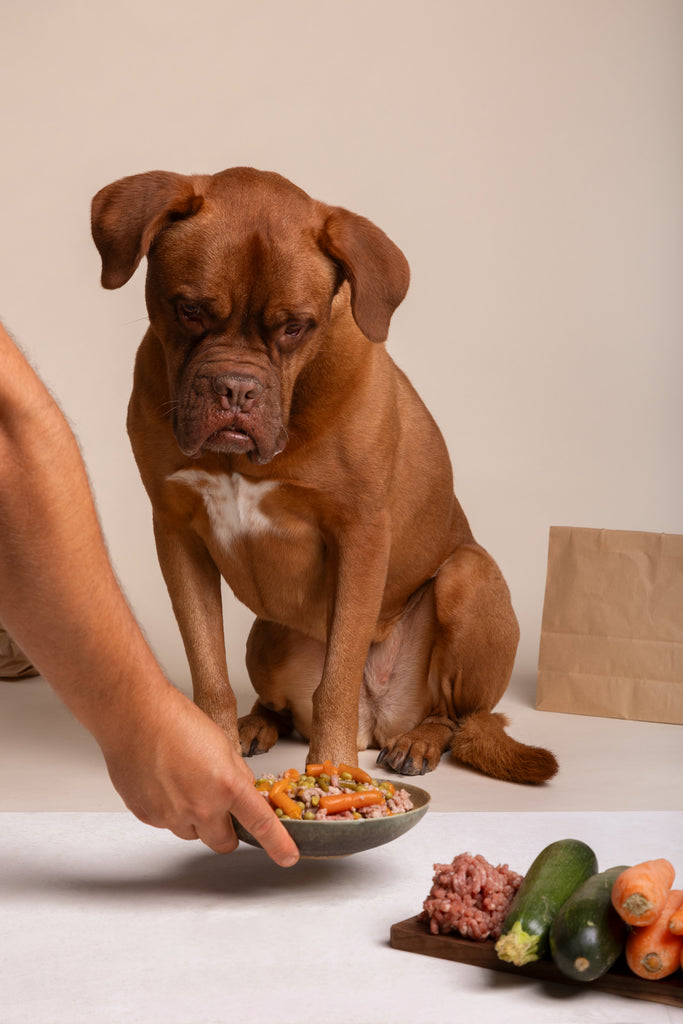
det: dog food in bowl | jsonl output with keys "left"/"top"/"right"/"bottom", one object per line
{"left": 234, "top": 762, "right": 430, "bottom": 857}
{"left": 253, "top": 761, "right": 414, "bottom": 820}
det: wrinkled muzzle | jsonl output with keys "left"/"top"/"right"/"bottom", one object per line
{"left": 174, "top": 366, "right": 288, "bottom": 464}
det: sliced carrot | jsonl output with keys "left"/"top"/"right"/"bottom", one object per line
{"left": 269, "top": 779, "right": 289, "bottom": 796}
{"left": 268, "top": 778, "right": 303, "bottom": 819}
{"left": 338, "top": 763, "right": 374, "bottom": 784}
{"left": 625, "top": 890, "right": 683, "bottom": 980}
{"left": 319, "top": 789, "right": 384, "bottom": 815}
{"left": 283, "top": 768, "right": 301, "bottom": 783}
{"left": 611, "top": 859, "right": 676, "bottom": 926}
{"left": 668, "top": 902, "right": 683, "bottom": 936}
{"left": 353, "top": 789, "right": 384, "bottom": 807}
{"left": 305, "top": 760, "right": 340, "bottom": 778}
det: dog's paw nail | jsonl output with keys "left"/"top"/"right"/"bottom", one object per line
{"left": 248, "top": 738, "right": 259, "bottom": 757}
{"left": 380, "top": 750, "right": 399, "bottom": 772}
{"left": 402, "top": 756, "right": 415, "bottom": 775}
{"left": 376, "top": 748, "right": 387, "bottom": 765}
{"left": 421, "top": 758, "right": 429, "bottom": 775}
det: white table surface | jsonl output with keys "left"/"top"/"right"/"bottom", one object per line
{"left": 1, "top": 811, "right": 681, "bottom": 1024}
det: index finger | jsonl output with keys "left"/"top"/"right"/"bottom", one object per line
{"left": 231, "top": 784, "right": 300, "bottom": 868}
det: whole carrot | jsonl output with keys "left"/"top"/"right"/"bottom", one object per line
{"left": 611, "top": 859, "right": 676, "bottom": 926}
{"left": 625, "top": 890, "right": 683, "bottom": 980}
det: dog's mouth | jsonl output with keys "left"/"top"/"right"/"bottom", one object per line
{"left": 180, "top": 422, "right": 257, "bottom": 460}
{"left": 178, "top": 419, "right": 287, "bottom": 465}
{"left": 204, "top": 424, "right": 255, "bottom": 453}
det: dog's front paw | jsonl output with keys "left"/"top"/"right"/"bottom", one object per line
{"left": 238, "top": 714, "right": 280, "bottom": 757}
{"left": 376, "top": 733, "right": 442, "bottom": 776}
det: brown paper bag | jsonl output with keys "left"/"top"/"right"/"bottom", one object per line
{"left": 536, "top": 526, "right": 683, "bottom": 725}
{"left": 0, "top": 621, "right": 38, "bottom": 679}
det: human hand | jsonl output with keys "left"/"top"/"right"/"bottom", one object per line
{"left": 101, "top": 685, "right": 300, "bottom": 868}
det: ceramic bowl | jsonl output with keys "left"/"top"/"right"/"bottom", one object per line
{"left": 232, "top": 780, "right": 431, "bottom": 858}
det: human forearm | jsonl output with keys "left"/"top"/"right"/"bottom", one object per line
{"left": 0, "top": 322, "right": 298, "bottom": 865}
{"left": 0, "top": 325, "right": 155, "bottom": 736}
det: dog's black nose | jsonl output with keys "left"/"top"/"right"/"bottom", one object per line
{"left": 213, "top": 373, "right": 263, "bottom": 412}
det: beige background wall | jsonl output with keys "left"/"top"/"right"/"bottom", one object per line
{"left": 1, "top": 0, "right": 681, "bottom": 711}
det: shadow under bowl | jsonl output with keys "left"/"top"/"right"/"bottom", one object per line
{"left": 232, "top": 781, "right": 431, "bottom": 859}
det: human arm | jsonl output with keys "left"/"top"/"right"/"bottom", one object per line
{"left": 0, "top": 320, "right": 298, "bottom": 866}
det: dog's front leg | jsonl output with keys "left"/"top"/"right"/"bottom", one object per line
{"left": 307, "top": 521, "right": 391, "bottom": 766}
{"left": 152, "top": 514, "right": 239, "bottom": 748}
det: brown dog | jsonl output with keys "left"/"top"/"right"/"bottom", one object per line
{"left": 91, "top": 167, "right": 557, "bottom": 783}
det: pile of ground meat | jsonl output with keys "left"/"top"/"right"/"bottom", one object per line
{"left": 420, "top": 852, "right": 523, "bottom": 941}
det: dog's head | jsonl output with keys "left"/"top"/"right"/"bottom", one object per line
{"left": 92, "top": 168, "right": 409, "bottom": 464}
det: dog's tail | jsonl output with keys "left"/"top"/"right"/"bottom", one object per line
{"left": 449, "top": 710, "right": 558, "bottom": 785}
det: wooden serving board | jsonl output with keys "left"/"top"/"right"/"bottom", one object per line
{"left": 390, "top": 915, "right": 683, "bottom": 1008}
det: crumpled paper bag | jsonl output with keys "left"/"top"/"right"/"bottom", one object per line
{"left": 0, "top": 621, "right": 38, "bottom": 679}
{"left": 536, "top": 526, "right": 683, "bottom": 725}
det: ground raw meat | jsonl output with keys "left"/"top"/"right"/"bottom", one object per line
{"left": 419, "top": 852, "right": 523, "bottom": 941}
{"left": 387, "top": 788, "right": 413, "bottom": 815}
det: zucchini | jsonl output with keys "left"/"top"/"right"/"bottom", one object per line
{"left": 550, "top": 865, "right": 630, "bottom": 982}
{"left": 495, "top": 839, "right": 598, "bottom": 966}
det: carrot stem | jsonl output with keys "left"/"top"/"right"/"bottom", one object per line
{"left": 668, "top": 903, "right": 683, "bottom": 936}
{"left": 625, "top": 890, "right": 683, "bottom": 980}
{"left": 611, "top": 859, "right": 676, "bottom": 926}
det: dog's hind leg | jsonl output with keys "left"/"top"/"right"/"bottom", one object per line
{"left": 377, "top": 543, "right": 558, "bottom": 783}
{"left": 435, "top": 543, "right": 557, "bottom": 783}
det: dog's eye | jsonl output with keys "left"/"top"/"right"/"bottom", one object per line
{"left": 278, "top": 323, "right": 309, "bottom": 349}
{"left": 272, "top": 318, "right": 314, "bottom": 350}
{"left": 178, "top": 301, "right": 204, "bottom": 326}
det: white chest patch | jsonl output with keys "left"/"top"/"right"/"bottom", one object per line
{"left": 169, "top": 469, "right": 279, "bottom": 551}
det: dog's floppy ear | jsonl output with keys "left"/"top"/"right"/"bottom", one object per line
{"left": 91, "top": 171, "right": 205, "bottom": 289}
{"left": 319, "top": 207, "right": 410, "bottom": 343}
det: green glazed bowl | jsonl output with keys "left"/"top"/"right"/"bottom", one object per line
{"left": 232, "top": 780, "right": 431, "bottom": 859}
